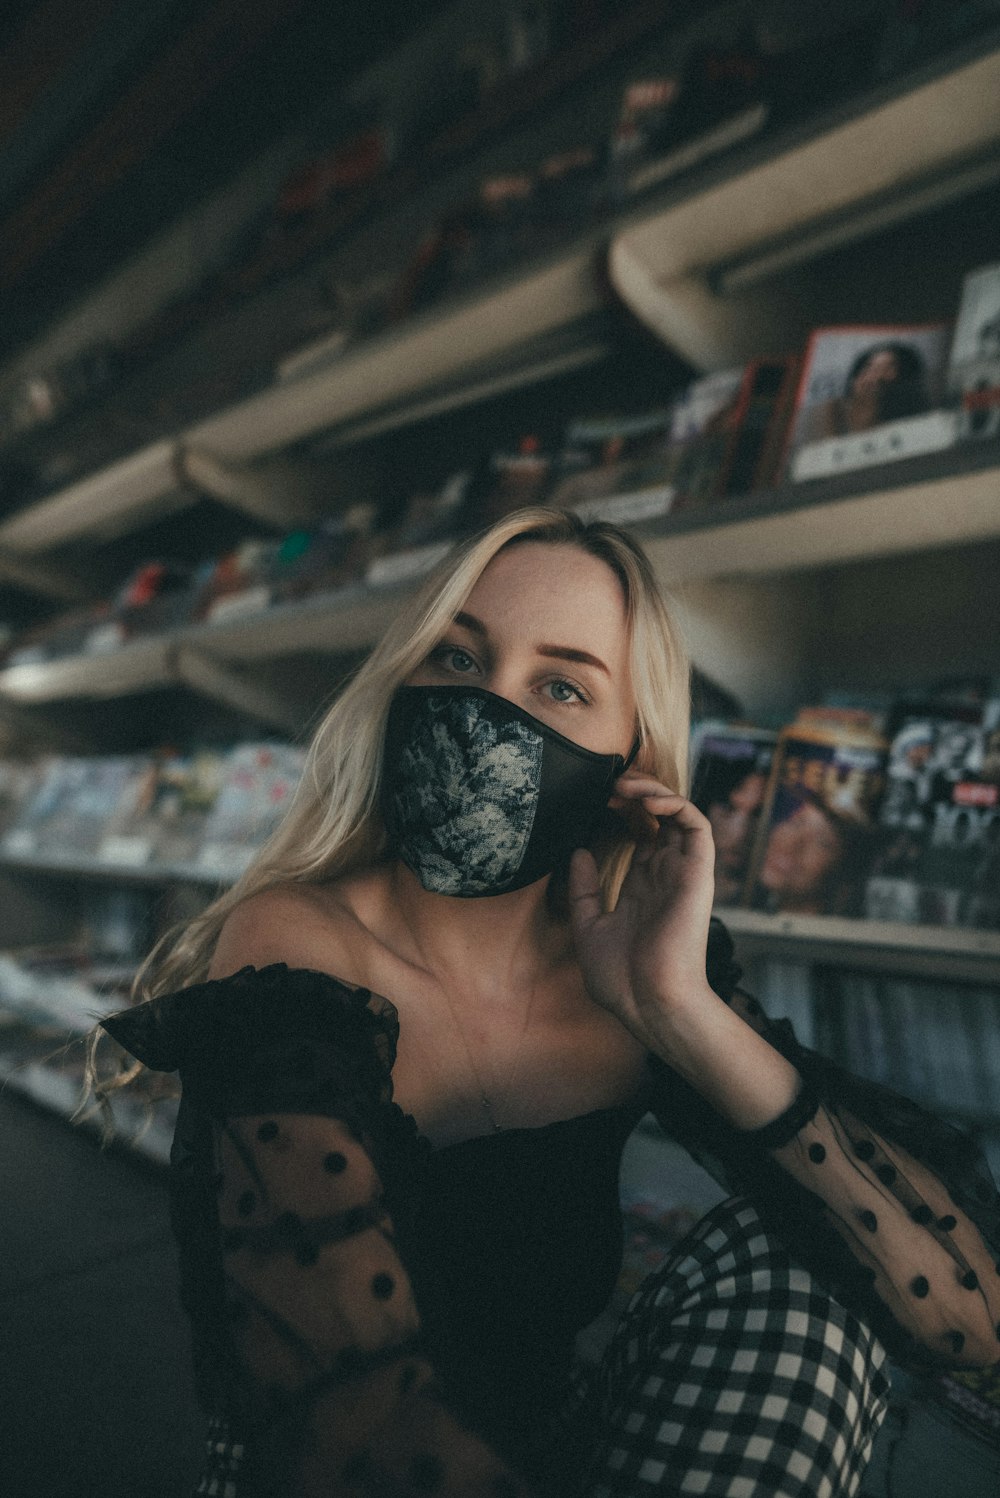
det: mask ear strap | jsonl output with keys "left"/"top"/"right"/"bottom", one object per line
{"left": 622, "top": 733, "right": 641, "bottom": 772}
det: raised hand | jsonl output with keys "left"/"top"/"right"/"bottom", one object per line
{"left": 567, "top": 774, "right": 718, "bottom": 1053}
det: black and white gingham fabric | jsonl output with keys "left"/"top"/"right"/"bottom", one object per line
{"left": 195, "top": 1413, "right": 243, "bottom": 1498}
{"left": 572, "top": 1196, "right": 890, "bottom": 1498}
{"left": 193, "top": 1197, "right": 890, "bottom": 1497}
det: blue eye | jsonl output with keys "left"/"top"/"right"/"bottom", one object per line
{"left": 547, "top": 679, "right": 585, "bottom": 704}
{"left": 430, "top": 644, "right": 479, "bottom": 675}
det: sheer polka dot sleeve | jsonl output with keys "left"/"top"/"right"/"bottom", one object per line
{"left": 101, "top": 965, "right": 533, "bottom": 1498}
{"left": 647, "top": 922, "right": 1000, "bottom": 1372}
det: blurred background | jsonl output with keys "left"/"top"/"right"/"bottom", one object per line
{"left": 0, "top": 2, "right": 999, "bottom": 1493}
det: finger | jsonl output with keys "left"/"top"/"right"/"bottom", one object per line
{"left": 567, "top": 848, "right": 603, "bottom": 933}
{"left": 612, "top": 775, "right": 684, "bottom": 799}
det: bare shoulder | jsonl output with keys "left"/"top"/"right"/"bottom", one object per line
{"left": 207, "top": 880, "right": 367, "bottom": 983}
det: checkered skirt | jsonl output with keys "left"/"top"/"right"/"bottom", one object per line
{"left": 196, "top": 1196, "right": 889, "bottom": 1497}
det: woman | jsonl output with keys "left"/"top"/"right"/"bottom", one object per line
{"left": 754, "top": 793, "right": 873, "bottom": 917}
{"left": 808, "top": 341, "right": 929, "bottom": 441}
{"left": 93, "top": 509, "right": 1000, "bottom": 1498}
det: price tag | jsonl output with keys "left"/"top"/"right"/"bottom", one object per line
{"left": 790, "top": 410, "right": 958, "bottom": 481}
{"left": 572, "top": 485, "right": 676, "bottom": 526}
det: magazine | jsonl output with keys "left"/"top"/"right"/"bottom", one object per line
{"left": 196, "top": 744, "right": 307, "bottom": 880}
{"left": 664, "top": 369, "right": 745, "bottom": 509}
{"left": 1, "top": 756, "right": 151, "bottom": 863}
{"left": 745, "top": 713, "right": 887, "bottom": 916}
{"left": 947, "top": 262, "right": 1000, "bottom": 440}
{"left": 690, "top": 726, "right": 777, "bottom": 906}
{"left": 782, "top": 323, "right": 953, "bottom": 480}
{"left": 863, "top": 703, "right": 1000, "bottom": 929}
{"left": 549, "top": 410, "right": 675, "bottom": 522}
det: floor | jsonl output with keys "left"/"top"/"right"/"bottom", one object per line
{"left": 0, "top": 1089, "right": 204, "bottom": 1498}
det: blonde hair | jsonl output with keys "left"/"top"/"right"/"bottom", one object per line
{"left": 89, "top": 507, "right": 690, "bottom": 1101}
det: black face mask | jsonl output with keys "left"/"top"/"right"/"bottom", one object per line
{"left": 380, "top": 685, "right": 638, "bottom": 897}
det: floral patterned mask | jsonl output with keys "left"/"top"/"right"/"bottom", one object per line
{"left": 380, "top": 685, "right": 636, "bottom": 897}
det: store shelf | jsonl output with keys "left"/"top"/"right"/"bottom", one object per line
{"left": 0, "top": 635, "right": 172, "bottom": 703}
{"left": 0, "top": 850, "right": 226, "bottom": 887}
{"left": 722, "top": 908, "right": 1000, "bottom": 985}
{"left": 611, "top": 42, "right": 1000, "bottom": 367}
{"left": 2, "top": 38, "right": 998, "bottom": 563}
{"left": 642, "top": 437, "right": 1000, "bottom": 582}
{"left": 0, "top": 440, "right": 185, "bottom": 556}
{"left": 1, "top": 440, "right": 997, "bottom": 706}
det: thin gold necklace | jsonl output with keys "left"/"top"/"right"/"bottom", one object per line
{"left": 438, "top": 983, "right": 537, "bottom": 1135}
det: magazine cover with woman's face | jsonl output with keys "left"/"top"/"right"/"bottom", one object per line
{"left": 746, "top": 720, "right": 887, "bottom": 917}
{"left": 784, "top": 323, "right": 952, "bottom": 459}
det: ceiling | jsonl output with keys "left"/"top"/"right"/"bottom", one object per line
{"left": 0, "top": 0, "right": 441, "bottom": 363}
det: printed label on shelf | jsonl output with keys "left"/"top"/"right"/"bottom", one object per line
{"left": 98, "top": 834, "right": 154, "bottom": 866}
{"left": 2, "top": 829, "right": 37, "bottom": 857}
{"left": 365, "top": 541, "right": 452, "bottom": 589}
{"left": 790, "top": 410, "right": 959, "bottom": 482}
{"left": 206, "top": 585, "right": 273, "bottom": 624}
{"left": 571, "top": 485, "right": 676, "bottom": 526}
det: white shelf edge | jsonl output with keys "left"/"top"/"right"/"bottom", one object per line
{"left": 721, "top": 907, "right": 1000, "bottom": 983}
{"left": 1, "top": 451, "right": 997, "bottom": 705}
{"left": 0, "top": 636, "right": 171, "bottom": 703}
{"left": 0, "top": 851, "right": 237, "bottom": 886}
{"left": 0, "top": 440, "right": 184, "bottom": 556}
{"left": 2, "top": 44, "right": 998, "bottom": 560}
{"left": 645, "top": 457, "right": 1000, "bottom": 582}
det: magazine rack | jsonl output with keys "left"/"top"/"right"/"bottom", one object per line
{"left": 0, "top": 19, "right": 998, "bottom": 1161}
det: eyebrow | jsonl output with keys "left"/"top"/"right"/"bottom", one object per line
{"left": 452, "top": 610, "right": 610, "bottom": 676}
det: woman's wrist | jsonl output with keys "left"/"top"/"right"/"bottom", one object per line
{"left": 644, "top": 984, "right": 803, "bottom": 1132}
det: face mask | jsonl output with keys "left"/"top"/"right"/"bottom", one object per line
{"left": 380, "top": 685, "right": 637, "bottom": 897}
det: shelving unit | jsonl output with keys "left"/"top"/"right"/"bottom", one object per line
{"left": 0, "top": 17, "right": 998, "bottom": 1160}
{"left": 1, "top": 33, "right": 998, "bottom": 587}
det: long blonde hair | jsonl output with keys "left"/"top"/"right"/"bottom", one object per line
{"left": 89, "top": 508, "right": 690, "bottom": 1099}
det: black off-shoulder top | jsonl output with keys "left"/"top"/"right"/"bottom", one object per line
{"left": 101, "top": 920, "right": 1000, "bottom": 1495}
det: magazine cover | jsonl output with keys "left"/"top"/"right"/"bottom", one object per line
{"left": 690, "top": 726, "right": 778, "bottom": 906}
{"left": 716, "top": 356, "right": 800, "bottom": 499}
{"left": 1, "top": 756, "right": 151, "bottom": 862}
{"left": 863, "top": 704, "right": 1000, "bottom": 929}
{"left": 782, "top": 322, "right": 953, "bottom": 478}
{"left": 947, "top": 261, "right": 1000, "bottom": 440}
{"left": 745, "top": 715, "right": 887, "bottom": 916}
{"left": 664, "top": 368, "right": 745, "bottom": 509}
{"left": 197, "top": 744, "right": 306, "bottom": 880}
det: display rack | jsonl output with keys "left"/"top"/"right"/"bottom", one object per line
{"left": 0, "top": 27, "right": 998, "bottom": 1158}
{"left": 1, "top": 36, "right": 997, "bottom": 586}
